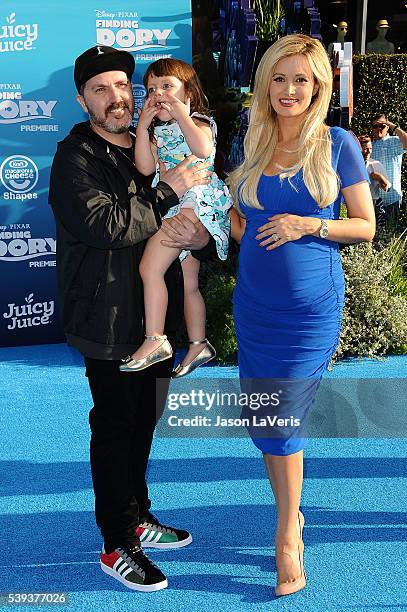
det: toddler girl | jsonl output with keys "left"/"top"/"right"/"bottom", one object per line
{"left": 120, "top": 58, "right": 232, "bottom": 376}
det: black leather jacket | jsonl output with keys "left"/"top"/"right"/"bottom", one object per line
{"left": 49, "top": 121, "right": 185, "bottom": 359}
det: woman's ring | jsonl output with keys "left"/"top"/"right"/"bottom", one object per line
{"left": 271, "top": 233, "right": 280, "bottom": 242}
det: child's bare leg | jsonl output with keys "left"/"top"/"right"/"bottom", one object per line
{"left": 131, "top": 229, "right": 181, "bottom": 360}
{"left": 172, "top": 206, "right": 213, "bottom": 365}
{"left": 180, "top": 254, "right": 209, "bottom": 365}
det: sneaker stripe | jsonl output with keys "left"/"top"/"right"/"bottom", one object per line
{"left": 121, "top": 566, "right": 133, "bottom": 579}
{"left": 152, "top": 532, "right": 162, "bottom": 543}
{"left": 145, "top": 531, "right": 158, "bottom": 543}
{"left": 113, "top": 558, "right": 126, "bottom": 573}
{"left": 139, "top": 528, "right": 149, "bottom": 541}
{"left": 119, "top": 562, "right": 130, "bottom": 576}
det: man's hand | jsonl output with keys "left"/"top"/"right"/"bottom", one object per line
{"left": 383, "top": 120, "right": 407, "bottom": 148}
{"left": 384, "top": 118, "right": 397, "bottom": 130}
{"left": 160, "top": 212, "right": 210, "bottom": 250}
{"left": 159, "top": 156, "right": 211, "bottom": 199}
{"left": 370, "top": 171, "right": 391, "bottom": 191}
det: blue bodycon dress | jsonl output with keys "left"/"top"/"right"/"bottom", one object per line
{"left": 233, "top": 127, "right": 369, "bottom": 455}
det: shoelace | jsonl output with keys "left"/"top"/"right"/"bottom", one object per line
{"left": 141, "top": 521, "right": 175, "bottom": 535}
{"left": 141, "top": 515, "right": 175, "bottom": 535}
{"left": 118, "top": 545, "right": 160, "bottom": 576}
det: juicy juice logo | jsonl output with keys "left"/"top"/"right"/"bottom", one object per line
{"left": 3, "top": 293, "right": 54, "bottom": 330}
{"left": 0, "top": 13, "right": 39, "bottom": 53}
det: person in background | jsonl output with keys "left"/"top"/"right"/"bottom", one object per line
{"left": 371, "top": 113, "right": 407, "bottom": 227}
{"left": 358, "top": 134, "right": 391, "bottom": 226}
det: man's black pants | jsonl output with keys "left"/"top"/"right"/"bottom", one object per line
{"left": 84, "top": 354, "right": 174, "bottom": 553}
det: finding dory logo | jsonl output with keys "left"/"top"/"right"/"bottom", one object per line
{"left": 95, "top": 11, "right": 171, "bottom": 52}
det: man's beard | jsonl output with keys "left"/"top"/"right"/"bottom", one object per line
{"left": 87, "top": 100, "right": 134, "bottom": 134}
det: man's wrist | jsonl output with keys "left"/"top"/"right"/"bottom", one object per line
{"left": 197, "top": 226, "right": 210, "bottom": 248}
{"left": 188, "top": 222, "right": 210, "bottom": 250}
{"left": 155, "top": 181, "right": 179, "bottom": 216}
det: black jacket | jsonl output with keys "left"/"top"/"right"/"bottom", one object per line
{"left": 49, "top": 121, "right": 186, "bottom": 360}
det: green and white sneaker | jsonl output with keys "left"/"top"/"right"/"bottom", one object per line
{"left": 137, "top": 511, "right": 192, "bottom": 549}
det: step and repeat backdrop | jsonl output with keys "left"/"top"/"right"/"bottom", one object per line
{"left": 0, "top": 0, "right": 192, "bottom": 346}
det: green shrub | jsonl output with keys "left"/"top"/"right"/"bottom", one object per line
{"left": 373, "top": 228, "right": 407, "bottom": 295}
{"left": 352, "top": 53, "right": 407, "bottom": 223}
{"left": 202, "top": 270, "right": 237, "bottom": 363}
{"left": 334, "top": 234, "right": 407, "bottom": 359}
{"left": 352, "top": 54, "right": 407, "bottom": 133}
{"left": 201, "top": 246, "right": 238, "bottom": 364}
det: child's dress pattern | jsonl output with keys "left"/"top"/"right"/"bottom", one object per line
{"left": 151, "top": 113, "right": 232, "bottom": 261}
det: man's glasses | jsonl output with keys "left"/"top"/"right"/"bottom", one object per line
{"left": 372, "top": 123, "right": 387, "bottom": 129}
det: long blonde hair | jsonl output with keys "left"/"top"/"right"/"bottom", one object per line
{"left": 228, "top": 34, "right": 339, "bottom": 211}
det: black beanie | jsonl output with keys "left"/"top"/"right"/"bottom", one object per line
{"left": 74, "top": 45, "right": 135, "bottom": 92}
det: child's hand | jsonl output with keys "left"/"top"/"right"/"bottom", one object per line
{"left": 159, "top": 96, "right": 191, "bottom": 123}
{"left": 137, "top": 97, "right": 160, "bottom": 131}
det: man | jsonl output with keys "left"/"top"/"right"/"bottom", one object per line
{"left": 358, "top": 134, "right": 391, "bottom": 226}
{"left": 371, "top": 113, "right": 407, "bottom": 226}
{"left": 49, "top": 46, "right": 212, "bottom": 592}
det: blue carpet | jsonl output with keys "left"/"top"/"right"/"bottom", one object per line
{"left": 0, "top": 343, "right": 406, "bottom": 612}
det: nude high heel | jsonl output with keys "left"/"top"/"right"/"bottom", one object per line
{"left": 274, "top": 510, "right": 306, "bottom": 597}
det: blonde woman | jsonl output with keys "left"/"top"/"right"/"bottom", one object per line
{"left": 229, "top": 34, "right": 375, "bottom": 596}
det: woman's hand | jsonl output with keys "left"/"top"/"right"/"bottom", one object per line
{"left": 256, "top": 213, "right": 314, "bottom": 250}
{"left": 136, "top": 97, "right": 160, "bottom": 131}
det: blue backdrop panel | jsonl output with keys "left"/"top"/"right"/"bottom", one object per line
{"left": 0, "top": 1, "right": 191, "bottom": 347}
